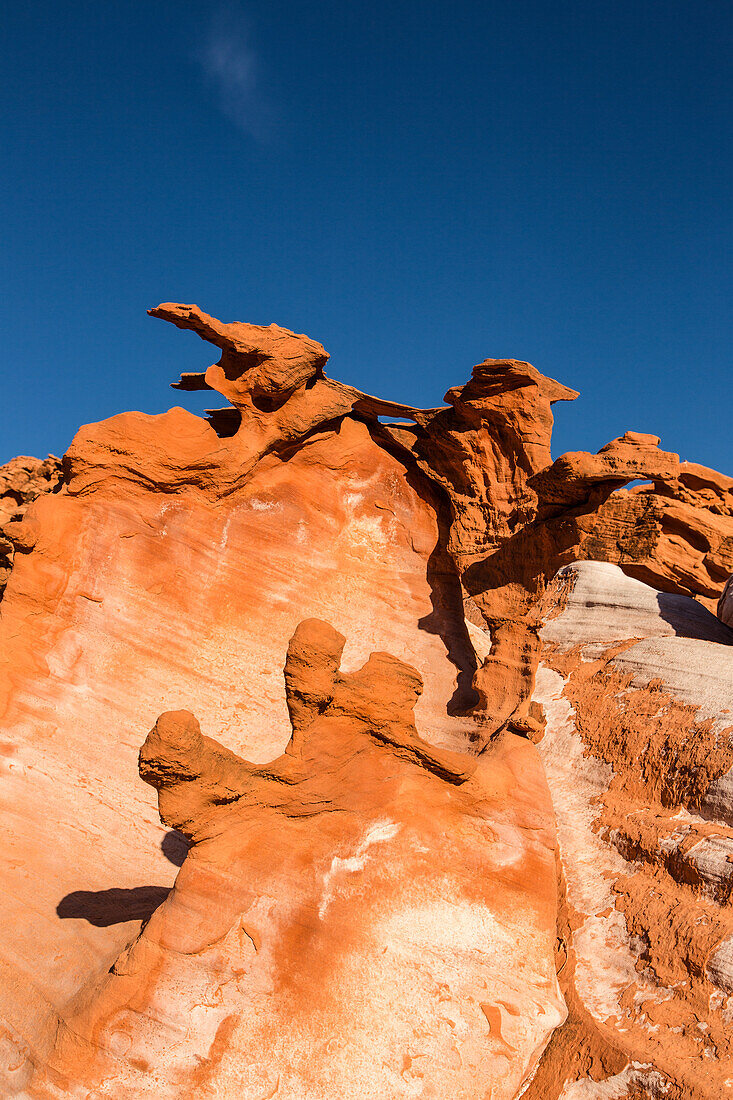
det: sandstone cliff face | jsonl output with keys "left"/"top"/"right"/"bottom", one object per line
{"left": 0, "top": 307, "right": 731, "bottom": 1098}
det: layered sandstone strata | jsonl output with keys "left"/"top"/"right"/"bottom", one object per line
{"left": 527, "top": 562, "right": 733, "bottom": 1099}
{"left": 34, "top": 620, "right": 563, "bottom": 1098}
{"left": 0, "top": 306, "right": 730, "bottom": 1098}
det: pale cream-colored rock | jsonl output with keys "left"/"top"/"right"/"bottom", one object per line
{"left": 523, "top": 561, "right": 733, "bottom": 1100}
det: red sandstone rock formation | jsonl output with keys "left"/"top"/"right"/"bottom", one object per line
{"left": 34, "top": 621, "right": 562, "bottom": 1098}
{"left": 0, "top": 454, "right": 62, "bottom": 598}
{"left": 0, "top": 305, "right": 731, "bottom": 1098}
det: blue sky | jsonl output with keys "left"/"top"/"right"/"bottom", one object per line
{"left": 2, "top": 1, "right": 731, "bottom": 470}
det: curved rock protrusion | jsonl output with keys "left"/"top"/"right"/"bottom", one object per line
{"left": 141, "top": 306, "right": 733, "bottom": 742}
{"left": 151, "top": 302, "right": 330, "bottom": 404}
{"left": 137, "top": 619, "right": 474, "bottom": 848}
{"left": 33, "top": 621, "right": 563, "bottom": 1099}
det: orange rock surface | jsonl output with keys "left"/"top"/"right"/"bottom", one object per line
{"left": 0, "top": 454, "right": 62, "bottom": 598}
{"left": 34, "top": 621, "right": 563, "bottom": 1098}
{"left": 0, "top": 305, "right": 731, "bottom": 1097}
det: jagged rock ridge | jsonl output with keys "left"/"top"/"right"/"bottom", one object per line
{"left": 0, "top": 305, "right": 731, "bottom": 1098}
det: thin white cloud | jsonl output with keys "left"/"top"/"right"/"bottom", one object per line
{"left": 199, "top": 6, "right": 272, "bottom": 139}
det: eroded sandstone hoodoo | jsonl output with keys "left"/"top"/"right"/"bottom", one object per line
{"left": 1, "top": 305, "right": 732, "bottom": 1098}
{"left": 34, "top": 621, "right": 563, "bottom": 1099}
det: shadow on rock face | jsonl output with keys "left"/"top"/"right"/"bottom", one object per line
{"left": 656, "top": 592, "right": 733, "bottom": 645}
{"left": 371, "top": 427, "right": 479, "bottom": 718}
{"left": 56, "top": 886, "right": 170, "bottom": 927}
{"left": 161, "top": 829, "right": 190, "bottom": 867}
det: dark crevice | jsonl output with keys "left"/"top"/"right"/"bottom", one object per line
{"left": 273, "top": 415, "right": 352, "bottom": 463}
{"left": 251, "top": 389, "right": 296, "bottom": 413}
{"left": 205, "top": 406, "right": 242, "bottom": 438}
{"left": 366, "top": 421, "right": 480, "bottom": 716}
{"left": 220, "top": 350, "right": 266, "bottom": 379}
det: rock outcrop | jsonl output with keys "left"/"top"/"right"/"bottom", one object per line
{"left": 0, "top": 454, "right": 62, "bottom": 598}
{"left": 35, "top": 620, "right": 563, "bottom": 1099}
{"left": 0, "top": 305, "right": 731, "bottom": 1098}
{"left": 526, "top": 562, "right": 733, "bottom": 1099}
